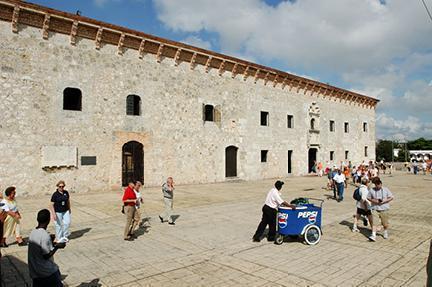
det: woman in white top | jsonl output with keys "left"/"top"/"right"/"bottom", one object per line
{"left": 1, "top": 186, "right": 25, "bottom": 247}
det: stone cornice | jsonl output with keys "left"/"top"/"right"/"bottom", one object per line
{"left": 0, "top": 0, "right": 379, "bottom": 109}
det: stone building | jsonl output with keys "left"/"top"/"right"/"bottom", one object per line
{"left": 0, "top": 0, "right": 379, "bottom": 194}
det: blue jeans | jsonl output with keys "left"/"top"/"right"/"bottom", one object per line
{"left": 55, "top": 210, "right": 71, "bottom": 240}
{"left": 337, "top": 182, "right": 345, "bottom": 201}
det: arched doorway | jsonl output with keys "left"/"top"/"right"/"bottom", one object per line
{"left": 225, "top": 146, "right": 238, "bottom": 177}
{"left": 308, "top": 148, "right": 317, "bottom": 173}
{"left": 122, "top": 141, "right": 144, "bottom": 186}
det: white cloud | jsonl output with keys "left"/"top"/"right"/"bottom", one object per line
{"left": 153, "top": 0, "right": 432, "bottom": 73}
{"left": 181, "top": 36, "right": 212, "bottom": 50}
{"left": 376, "top": 113, "right": 432, "bottom": 140}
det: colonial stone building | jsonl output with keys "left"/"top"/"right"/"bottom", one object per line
{"left": 0, "top": 0, "right": 378, "bottom": 194}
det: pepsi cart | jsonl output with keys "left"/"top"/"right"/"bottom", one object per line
{"left": 275, "top": 198, "right": 324, "bottom": 245}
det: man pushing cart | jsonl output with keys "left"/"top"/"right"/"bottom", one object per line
{"left": 252, "top": 180, "right": 324, "bottom": 245}
{"left": 252, "top": 180, "right": 296, "bottom": 242}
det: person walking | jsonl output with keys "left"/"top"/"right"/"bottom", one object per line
{"left": 252, "top": 181, "right": 296, "bottom": 242}
{"left": 333, "top": 168, "right": 346, "bottom": 202}
{"left": 122, "top": 181, "right": 137, "bottom": 240}
{"left": 28, "top": 209, "right": 66, "bottom": 287}
{"left": 1, "top": 186, "right": 25, "bottom": 247}
{"left": 133, "top": 181, "right": 143, "bottom": 232}
{"left": 159, "top": 177, "right": 175, "bottom": 225}
{"left": 50, "top": 181, "right": 71, "bottom": 243}
{"left": 368, "top": 177, "right": 394, "bottom": 241}
{"left": 352, "top": 178, "right": 373, "bottom": 233}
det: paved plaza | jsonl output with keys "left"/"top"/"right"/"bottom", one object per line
{"left": 1, "top": 172, "right": 431, "bottom": 286}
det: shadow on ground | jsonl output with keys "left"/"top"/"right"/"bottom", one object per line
{"left": 172, "top": 214, "right": 181, "bottom": 222}
{"left": 339, "top": 219, "right": 371, "bottom": 239}
{"left": 69, "top": 228, "right": 92, "bottom": 240}
{"left": 76, "top": 278, "right": 102, "bottom": 287}
{"left": 1, "top": 255, "right": 30, "bottom": 286}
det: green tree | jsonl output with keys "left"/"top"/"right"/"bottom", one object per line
{"left": 395, "top": 144, "right": 409, "bottom": 162}
{"left": 407, "top": 138, "right": 432, "bottom": 150}
{"left": 376, "top": 140, "right": 393, "bottom": 162}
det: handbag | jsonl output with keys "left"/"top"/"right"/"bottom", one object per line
{"left": 121, "top": 205, "right": 125, "bottom": 214}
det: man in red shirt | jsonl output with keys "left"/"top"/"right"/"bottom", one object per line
{"left": 122, "top": 181, "right": 137, "bottom": 241}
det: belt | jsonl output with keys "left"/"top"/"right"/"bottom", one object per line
{"left": 164, "top": 196, "right": 173, "bottom": 199}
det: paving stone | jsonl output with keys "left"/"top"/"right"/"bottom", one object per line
{"left": 1, "top": 173, "right": 430, "bottom": 286}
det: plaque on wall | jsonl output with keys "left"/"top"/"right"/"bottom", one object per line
{"left": 41, "top": 146, "right": 77, "bottom": 168}
{"left": 81, "top": 156, "right": 97, "bottom": 166}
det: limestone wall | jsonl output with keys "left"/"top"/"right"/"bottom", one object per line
{"left": 0, "top": 21, "right": 376, "bottom": 195}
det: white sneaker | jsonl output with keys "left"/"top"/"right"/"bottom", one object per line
{"left": 383, "top": 231, "right": 389, "bottom": 239}
{"left": 352, "top": 227, "right": 360, "bottom": 232}
{"left": 368, "top": 235, "right": 376, "bottom": 242}
{"left": 58, "top": 237, "right": 69, "bottom": 243}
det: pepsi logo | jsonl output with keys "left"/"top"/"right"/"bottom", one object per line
{"left": 278, "top": 213, "right": 288, "bottom": 228}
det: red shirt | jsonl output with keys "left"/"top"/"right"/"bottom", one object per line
{"left": 122, "top": 186, "right": 136, "bottom": 206}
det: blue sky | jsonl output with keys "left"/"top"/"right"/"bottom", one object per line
{"left": 30, "top": 0, "right": 432, "bottom": 141}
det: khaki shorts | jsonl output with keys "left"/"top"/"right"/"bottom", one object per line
{"left": 373, "top": 210, "right": 390, "bottom": 226}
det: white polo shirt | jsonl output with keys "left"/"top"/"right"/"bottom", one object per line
{"left": 333, "top": 173, "right": 346, "bottom": 184}
{"left": 264, "top": 188, "right": 284, "bottom": 209}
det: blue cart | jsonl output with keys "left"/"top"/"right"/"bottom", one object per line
{"left": 275, "top": 198, "right": 324, "bottom": 245}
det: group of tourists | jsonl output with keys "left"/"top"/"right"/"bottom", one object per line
{"left": 407, "top": 160, "right": 432, "bottom": 175}
{"left": 322, "top": 161, "right": 395, "bottom": 242}
{"left": 121, "top": 177, "right": 176, "bottom": 241}
{"left": 0, "top": 177, "right": 175, "bottom": 286}
{"left": 0, "top": 181, "right": 71, "bottom": 286}
{"left": 352, "top": 176, "right": 394, "bottom": 241}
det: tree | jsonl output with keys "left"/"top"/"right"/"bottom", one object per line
{"left": 407, "top": 138, "right": 432, "bottom": 150}
{"left": 376, "top": 140, "right": 393, "bottom": 162}
{"left": 395, "top": 144, "right": 409, "bottom": 162}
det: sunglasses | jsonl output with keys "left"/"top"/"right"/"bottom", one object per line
{"left": 58, "top": 185, "right": 65, "bottom": 188}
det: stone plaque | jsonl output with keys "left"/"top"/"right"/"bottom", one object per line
{"left": 41, "top": 146, "right": 77, "bottom": 168}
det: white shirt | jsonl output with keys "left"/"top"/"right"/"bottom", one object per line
{"left": 356, "top": 185, "right": 371, "bottom": 209}
{"left": 264, "top": 188, "right": 284, "bottom": 209}
{"left": 333, "top": 173, "right": 346, "bottom": 184}
{"left": 1, "top": 199, "right": 17, "bottom": 212}
{"left": 134, "top": 189, "right": 142, "bottom": 209}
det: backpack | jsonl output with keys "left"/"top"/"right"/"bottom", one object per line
{"left": 353, "top": 187, "right": 361, "bottom": 201}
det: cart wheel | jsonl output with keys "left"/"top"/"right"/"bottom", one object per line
{"left": 304, "top": 225, "right": 321, "bottom": 245}
{"left": 274, "top": 234, "right": 284, "bottom": 245}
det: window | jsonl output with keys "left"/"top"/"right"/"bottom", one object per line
{"left": 126, "top": 95, "right": 141, "bottom": 116}
{"left": 63, "top": 87, "right": 82, "bottom": 111}
{"left": 364, "top": 146, "right": 368, "bottom": 157}
{"left": 330, "top": 120, "right": 335, "bottom": 132}
{"left": 261, "top": 111, "right": 269, "bottom": 126}
{"left": 287, "top": 115, "right": 294, "bottom": 128}
{"left": 363, "top": 122, "right": 368, "bottom": 132}
{"left": 344, "top": 122, "right": 349, "bottom": 133}
{"left": 330, "top": 151, "right": 334, "bottom": 161}
{"left": 204, "top": 104, "right": 214, "bottom": 121}
{"left": 345, "top": 150, "right": 349, "bottom": 160}
{"left": 261, "top": 150, "right": 268, "bottom": 162}
{"left": 310, "top": 118, "right": 316, "bottom": 130}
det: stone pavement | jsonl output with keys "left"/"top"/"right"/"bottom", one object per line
{"left": 1, "top": 172, "right": 431, "bottom": 286}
